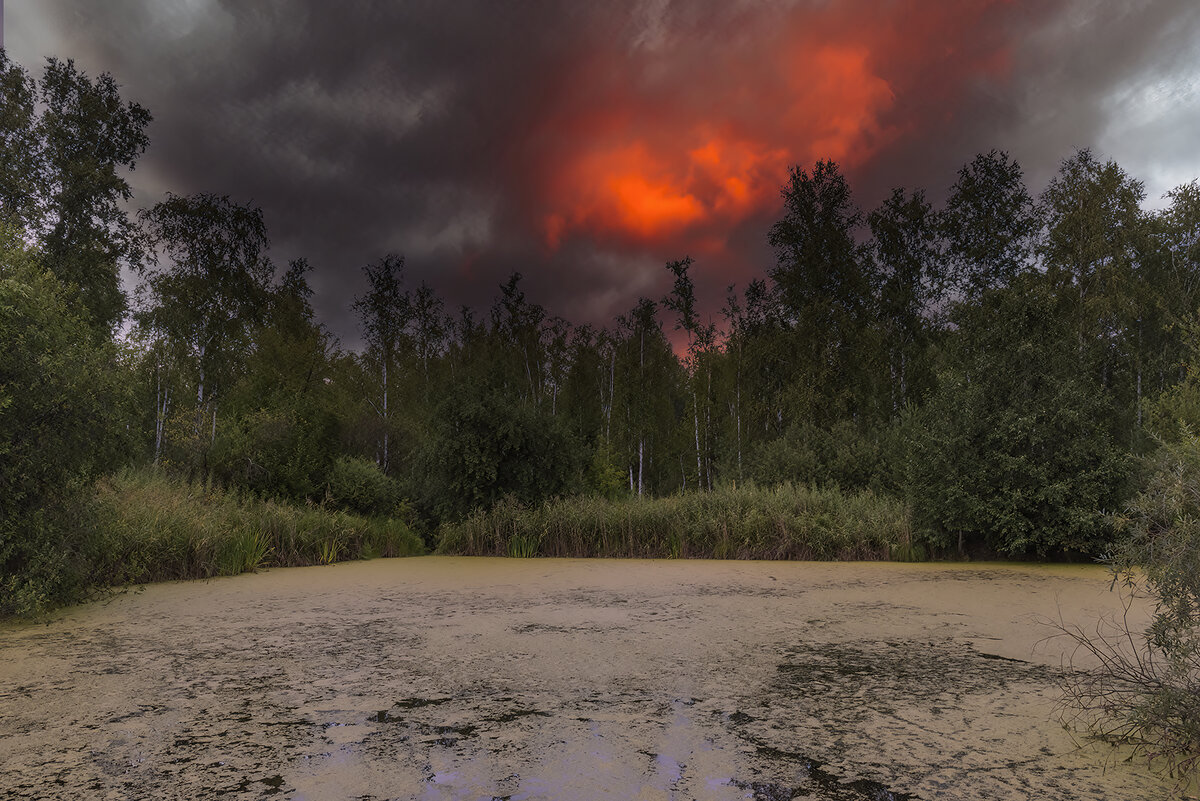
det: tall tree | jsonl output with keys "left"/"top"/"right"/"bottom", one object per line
{"left": 906, "top": 276, "right": 1127, "bottom": 556}
{"left": 868, "top": 187, "right": 944, "bottom": 412}
{"left": 941, "top": 150, "right": 1039, "bottom": 300}
{"left": 353, "top": 253, "right": 410, "bottom": 474}
{"left": 0, "top": 54, "right": 151, "bottom": 335}
{"left": 409, "top": 280, "right": 451, "bottom": 401}
{"left": 138, "top": 193, "right": 273, "bottom": 466}
{"left": 1040, "top": 149, "right": 1149, "bottom": 438}
{"left": 490, "top": 272, "right": 548, "bottom": 405}
{"left": 38, "top": 58, "right": 151, "bottom": 334}
{"left": 212, "top": 259, "right": 339, "bottom": 500}
{"left": 664, "top": 257, "right": 705, "bottom": 490}
{"left": 767, "top": 160, "right": 875, "bottom": 423}
{"left": 612, "top": 297, "right": 679, "bottom": 496}
{"left": 1145, "top": 181, "right": 1200, "bottom": 393}
{"left": 0, "top": 52, "right": 40, "bottom": 232}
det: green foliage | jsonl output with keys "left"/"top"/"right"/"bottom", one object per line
{"left": 137, "top": 194, "right": 273, "bottom": 399}
{"left": 1144, "top": 324, "right": 1200, "bottom": 444}
{"left": 208, "top": 261, "right": 341, "bottom": 501}
{"left": 868, "top": 186, "right": 944, "bottom": 411}
{"left": 38, "top": 57, "right": 151, "bottom": 334}
{"left": 437, "top": 482, "right": 913, "bottom": 561}
{"left": 767, "top": 160, "right": 877, "bottom": 424}
{"left": 0, "top": 231, "right": 132, "bottom": 616}
{"left": 905, "top": 278, "right": 1129, "bottom": 556}
{"left": 941, "top": 149, "right": 1039, "bottom": 299}
{"left": 0, "top": 52, "right": 39, "bottom": 231}
{"left": 585, "top": 441, "right": 627, "bottom": 500}
{"left": 0, "top": 53, "right": 151, "bottom": 334}
{"left": 326, "top": 456, "right": 401, "bottom": 517}
{"left": 745, "top": 419, "right": 891, "bottom": 494}
{"left": 423, "top": 376, "right": 583, "bottom": 521}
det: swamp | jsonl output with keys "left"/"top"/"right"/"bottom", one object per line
{"left": 0, "top": 558, "right": 1173, "bottom": 800}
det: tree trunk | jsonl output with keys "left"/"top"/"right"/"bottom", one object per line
{"left": 381, "top": 356, "right": 389, "bottom": 473}
{"left": 637, "top": 438, "right": 644, "bottom": 498}
{"left": 693, "top": 386, "right": 701, "bottom": 491}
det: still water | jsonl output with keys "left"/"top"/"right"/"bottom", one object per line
{"left": 0, "top": 557, "right": 1171, "bottom": 799}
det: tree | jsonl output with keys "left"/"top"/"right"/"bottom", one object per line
{"left": 868, "top": 186, "right": 944, "bottom": 412}
{"left": 38, "top": 58, "right": 151, "bottom": 334}
{"left": 0, "top": 52, "right": 40, "bottom": 232}
{"left": 353, "top": 254, "right": 410, "bottom": 473}
{"left": 941, "top": 150, "right": 1039, "bottom": 299}
{"left": 421, "top": 364, "right": 581, "bottom": 522}
{"left": 1142, "top": 181, "right": 1200, "bottom": 398}
{"left": 210, "top": 259, "right": 340, "bottom": 500}
{"left": 612, "top": 297, "right": 680, "bottom": 496}
{"left": 767, "top": 160, "right": 876, "bottom": 423}
{"left": 0, "top": 53, "right": 151, "bottom": 335}
{"left": 409, "top": 280, "right": 450, "bottom": 401}
{"left": 664, "top": 256, "right": 716, "bottom": 490}
{"left": 490, "top": 272, "right": 548, "bottom": 405}
{"left": 905, "top": 277, "right": 1128, "bottom": 556}
{"left": 0, "top": 225, "right": 131, "bottom": 614}
{"left": 137, "top": 193, "right": 273, "bottom": 470}
{"left": 1058, "top": 433, "right": 1200, "bottom": 787}
{"left": 1041, "top": 150, "right": 1151, "bottom": 444}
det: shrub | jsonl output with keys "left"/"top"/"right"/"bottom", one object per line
{"left": 421, "top": 383, "right": 582, "bottom": 521}
{"left": 1057, "top": 434, "right": 1200, "bottom": 789}
{"left": 326, "top": 456, "right": 401, "bottom": 516}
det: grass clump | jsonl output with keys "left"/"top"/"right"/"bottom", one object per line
{"left": 436, "top": 482, "right": 914, "bottom": 560}
{"left": 85, "top": 467, "right": 424, "bottom": 588}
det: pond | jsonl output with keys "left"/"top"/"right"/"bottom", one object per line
{"left": 0, "top": 557, "right": 1169, "bottom": 799}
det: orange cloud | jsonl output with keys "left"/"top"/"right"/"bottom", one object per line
{"left": 543, "top": 135, "right": 789, "bottom": 247}
{"left": 526, "top": 1, "right": 1031, "bottom": 254}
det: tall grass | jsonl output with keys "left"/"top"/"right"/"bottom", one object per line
{"left": 85, "top": 467, "right": 424, "bottom": 588}
{"left": 437, "top": 482, "right": 918, "bottom": 560}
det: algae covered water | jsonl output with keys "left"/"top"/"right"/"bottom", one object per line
{"left": 0, "top": 557, "right": 1168, "bottom": 799}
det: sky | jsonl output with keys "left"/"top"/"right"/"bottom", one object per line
{"left": 6, "top": 0, "right": 1200, "bottom": 347}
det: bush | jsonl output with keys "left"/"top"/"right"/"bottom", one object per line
{"left": 326, "top": 456, "right": 401, "bottom": 516}
{"left": 421, "top": 383, "right": 583, "bottom": 521}
{"left": 745, "top": 419, "right": 894, "bottom": 493}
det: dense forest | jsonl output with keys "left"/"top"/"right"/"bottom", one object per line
{"left": 5, "top": 51, "right": 1200, "bottom": 614}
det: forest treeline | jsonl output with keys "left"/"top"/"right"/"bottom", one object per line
{"left": 6, "top": 52, "right": 1200, "bottom": 613}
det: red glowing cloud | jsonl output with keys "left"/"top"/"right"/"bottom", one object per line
{"left": 522, "top": 1, "right": 1034, "bottom": 256}
{"left": 543, "top": 134, "right": 789, "bottom": 248}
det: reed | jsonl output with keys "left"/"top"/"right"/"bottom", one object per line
{"left": 437, "top": 482, "right": 915, "bottom": 560}
{"left": 86, "top": 467, "right": 424, "bottom": 587}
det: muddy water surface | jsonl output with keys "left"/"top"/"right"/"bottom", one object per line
{"left": 0, "top": 558, "right": 1169, "bottom": 800}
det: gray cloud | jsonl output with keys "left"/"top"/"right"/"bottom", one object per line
{"left": 7, "top": 0, "right": 1200, "bottom": 347}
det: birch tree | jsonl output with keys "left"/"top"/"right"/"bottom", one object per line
{"left": 353, "top": 253, "right": 410, "bottom": 474}
{"left": 138, "top": 193, "right": 273, "bottom": 469}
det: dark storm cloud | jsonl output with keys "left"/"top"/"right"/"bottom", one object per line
{"left": 9, "top": 0, "right": 1200, "bottom": 346}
